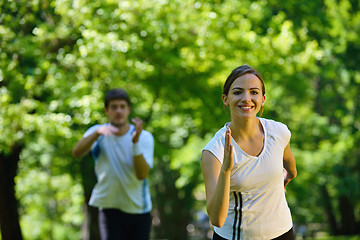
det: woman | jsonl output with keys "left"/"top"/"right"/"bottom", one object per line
{"left": 201, "top": 65, "right": 297, "bottom": 240}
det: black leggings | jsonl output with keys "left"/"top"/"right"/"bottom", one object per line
{"left": 98, "top": 208, "right": 151, "bottom": 240}
{"left": 213, "top": 228, "right": 294, "bottom": 240}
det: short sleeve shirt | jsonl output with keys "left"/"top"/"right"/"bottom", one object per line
{"left": 84, "top": 124, "right": 154, "bottom": 214}
{"left": 203, "top": 118, "right": 292, "bottom": 239}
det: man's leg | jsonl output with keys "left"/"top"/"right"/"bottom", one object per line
{"left": 117, "top": 210, "right": 151, "bottom": 240}
{"left": 98, "top": 208, "right": 123, "bottom": 240}
{"left": 129, "top": 212, "right": 151, "bottom": 240}
{"left": 99, "top": 208, "right": 151, "bottom": 240}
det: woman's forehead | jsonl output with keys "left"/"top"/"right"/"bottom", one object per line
{"left": 231, "top": 73, "right": 262, "bottom": 88}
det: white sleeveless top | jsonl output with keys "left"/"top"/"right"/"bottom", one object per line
{"left": 203, "top": 118, "right": 293, "bottom": 240}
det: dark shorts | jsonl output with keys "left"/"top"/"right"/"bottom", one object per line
{"left": 98, "top": 208, "right": 151, "bottom": 240}
{"left": 213, "top": 227, "right": 294, "bottom": 240}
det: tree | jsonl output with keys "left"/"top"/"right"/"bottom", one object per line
{"left": 1, "top": 0, "right": 359, "bottom": 239}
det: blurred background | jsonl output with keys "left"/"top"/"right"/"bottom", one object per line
{"left": 0, "top": 0, "right": 359, "bottom": 239}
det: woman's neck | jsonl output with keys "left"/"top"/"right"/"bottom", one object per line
{"left": 229, "top": 117, "right": 262, "bottom": 141}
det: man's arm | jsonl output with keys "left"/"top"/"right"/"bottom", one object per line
{"left": 131, "top": 117, "right": 152, "bottom": 180}
{"left": 72, "top": 131, "right": 100, "bottom": 158}
{"left": 72, "top": 125, "right": 119, "bottom": 158}
{"left": 132, "top": 153, "right": 150, "bottom": 180}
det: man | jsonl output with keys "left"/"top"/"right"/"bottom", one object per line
{"left": 73, "top": 88, "right": 154, "bottom": 240}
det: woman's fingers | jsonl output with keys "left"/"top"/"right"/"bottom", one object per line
{"left": 226, "top": 127, "right": 232, "bottom": 152}
{"left": 223, "top": 127, "right": 234, "bottom": 170}
{"left": 225, "top": 128, "right": 229, "bottom": 150}
{"left": 228, "top": 130, "right": 232, "bottom": 150}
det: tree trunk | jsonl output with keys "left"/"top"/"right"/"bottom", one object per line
{"left": 320, "top": 185, "right": 339, "bottom": 235}
{"left": 0, "top": 144, "right": 23, "bottom": 240}
{"left": 152, "top": 157, "right": 194, "bottom": 240}
{"left": 81, "top": 203, "right": 100, "bottom": 240}
{"left": 80, "top": 155, "right": 100, "bottom": 240}
{"left": 155, "top": 181, "right": 191, "bottom": 240}
{"left": 339, "top": 195, "right": 357, "bottom": 235}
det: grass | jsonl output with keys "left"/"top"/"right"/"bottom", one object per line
{"left": 308, "top": 236, "right": 360, "bottom": 240}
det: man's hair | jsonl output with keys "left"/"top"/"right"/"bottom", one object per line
{"left": 104, "top": 88, "right": 131, "bottom": 108}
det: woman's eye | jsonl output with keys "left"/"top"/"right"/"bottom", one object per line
{"left": 251, "top": 91, "right": 259, "bottom": 95}
{"left": 233, "top": 91, "right": 242, "bottom": 95}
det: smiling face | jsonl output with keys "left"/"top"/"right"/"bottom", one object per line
{"left": 105, "top": 99, "right": 131, "bottom": 127}
{"left": 222, "top": 73, "right": 265, "bottom": 120}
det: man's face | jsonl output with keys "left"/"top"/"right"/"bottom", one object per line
{"left": 105, "top": 99, "right": 130, "bottom": 127}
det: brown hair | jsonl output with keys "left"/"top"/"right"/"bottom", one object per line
{"left": 105, "top": 88, "right": 131, "bottom": 108}
{"left": 223, "top": 65, "right": 266, "bottom": 116}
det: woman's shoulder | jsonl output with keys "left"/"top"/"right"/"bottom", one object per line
{"left": 259, "top": 117, "right": 289, "bottom": 132}
{"left": 215, "top": 124, "right": 228, "bottom": 136}
{"left": 260, "top": 118, "right": 291, "bottom": 146}
{"left": 202, "top": 125, "right": 227, "bottom": 164}
{"left": 212, "top": 124, "right": 229, "bottom": 140}
{"left": 203, "top": 124, "right": 228, "bottom": 150}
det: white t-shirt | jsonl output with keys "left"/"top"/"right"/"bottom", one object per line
{"left": 203, "top": 118, "right": 293, "bottom": 240}
{"left": 84, "top": 123, "right": 154, "bottom": 214}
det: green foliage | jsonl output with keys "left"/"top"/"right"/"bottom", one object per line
{"left": 310, "top": 236, "right": 360, "bottom": 240}
{"left": 1, "top": 0, "right": 359, "bottom": 238}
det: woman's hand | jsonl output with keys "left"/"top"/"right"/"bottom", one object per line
{"left": 222, "top": 126, "right": 234, "bottom": 173}
{"left": 283, "top": 169, "right": 291, "bottom": 192}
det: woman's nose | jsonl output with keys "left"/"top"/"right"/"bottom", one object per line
{"left": 242, "top": 91, "right": 251, "bottom": 101}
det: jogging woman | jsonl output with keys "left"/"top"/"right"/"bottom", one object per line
{"left": 201, "top": 65, "right": 297, "bottom": 240}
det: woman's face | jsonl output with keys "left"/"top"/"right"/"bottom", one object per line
{"left": 222, "top": 73, "right": 265, "bottom": 119}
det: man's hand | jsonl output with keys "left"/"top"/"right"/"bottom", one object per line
{"left": 73, "top": 125, "right": 118, "bottom": 158}
{"left": 132, "top": 117, "right": 144, "bottom": 143}
{"left": 96, "top": 124, "right": 119, "bottom": 136}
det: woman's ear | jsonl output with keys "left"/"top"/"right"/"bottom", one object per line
{"left": 261, "top": 95, "right": 266, "bottom": 107}
{"left": 222, "top": 94, "right": 228, "bottom": 107}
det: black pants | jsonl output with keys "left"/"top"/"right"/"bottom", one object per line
{"left": 213, "top": 228, "right": 294, "bottom": 240}
{"left": 98, "top": 208, "right": 151, "bottom": 240}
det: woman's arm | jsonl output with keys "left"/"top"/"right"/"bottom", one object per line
{"left": 283, "top": 141, "right": 297, "bottom": 189}
{"left": 201, "top": 127, "right": 233, "bottom": 227}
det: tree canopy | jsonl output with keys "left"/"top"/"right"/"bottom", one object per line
{"left": 1, "top": 0, "right": 359, "bottom": 239}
